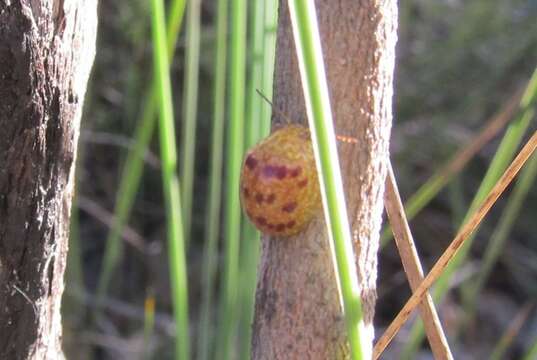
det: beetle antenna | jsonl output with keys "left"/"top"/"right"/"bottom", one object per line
{"left": 255, "top": 89, "right": 358, "bottom": 143}
{"left": 256, "top": 89, "right": 293, "bottom": 124}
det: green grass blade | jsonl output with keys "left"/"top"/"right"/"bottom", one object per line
{"left": 95, "top": 93, "right": 157, "bottom": 303}
{"left": 237, "top": 0, "right": 269, "bottom": 358}
{"left": 243, "top": 0, "right": 264, "bottom": 150}
{"left": 150, "top": 0, "right": 190, "bottom": 358}
{"left": 237, "top": 3, "right": 279, "bottom": 357}
{"left": 196, "top": 0, "right": 229, "bottom": 357}
{"left": 215, "top": 0, "right": 247, "bottom": 357}
{"left": 448, "top": 175, "right": 467, "bottom": 228}
{"left": 463, "top": 148, "right": 537, "bottom": 319}
{"left": 288, "top": 1, "right": 368, "bottom": 358}
{"left": 237, "top": 223, "right": 260, "bottom": 360}
{"left": 180, "top": 0, "right": 201, "bottom": 244}
{"left": 95, "top": 0, "right": 186, "bottom": 302}
{"left": 401, "top": 66, "right": 537, "bottom": 359}
{"left": 260, "top": 0, "right": 278, "bottom": 135}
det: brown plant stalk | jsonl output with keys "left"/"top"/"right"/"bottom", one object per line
{"left": 383, "top": 86, "right": 525, "bottom": 246}
{"left": 384, "top": 163, "right": 453, "bottom": 360}
{"left": 374, "top": 131, "right": 537, "bottom": 358}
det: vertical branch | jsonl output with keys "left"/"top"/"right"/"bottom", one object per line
{"left": 252, "top": 1, "right": 397, "bottom": 358}
{"left": 0, "top": 1, "right": 97, "bottom": 358}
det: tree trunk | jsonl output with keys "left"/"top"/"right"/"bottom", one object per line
{"left": 0, "top": 1, "right": 97, "bottom": 358}
{"left": 251, "top": 1, "right": 397, "bottom": 358}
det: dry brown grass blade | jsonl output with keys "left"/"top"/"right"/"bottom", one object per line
{"left": 374, "top": 131, "right": 537, "bottom": 359}
{"left": 384, "top": 163, "right": 453, "bottom": 360}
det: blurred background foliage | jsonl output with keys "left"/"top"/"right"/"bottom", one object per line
{"left": 63, "top": 0, "right": 537, "bottom": 359}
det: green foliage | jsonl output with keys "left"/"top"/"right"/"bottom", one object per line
{"left": 95, "top": 0, "right": 187, "bottom": 306}
{"left": 150, "top": 0, "right": 190, "bottom": 357}
{"left": 236, "top": 0, "right": 278, "bottom": 358}
{"left": 215, "top": 0, "right": 248, "bottom": 358}
{"left": 180, "top": 0, "right": 202, "bottom": 243}
{"left": 196, "top": 0, "right": 228, "bottom": 358}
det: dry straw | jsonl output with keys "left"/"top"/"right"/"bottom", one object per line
{"left": 384, "top": 164, "right": 453, "bottom": 360}
{"left": 374, "top": 131, "right": 537, "bottom": 358}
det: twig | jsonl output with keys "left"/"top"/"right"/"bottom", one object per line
{"left": 77, "top": 195, "right": 146, "bottom": 253}
{"left": 384, "top": 163, "right": 453, "bottom": 360}
{"left": 374, "top": 131, "right": 537, "bottom": 359}
{"left": 80, "top": 130, "right": 161, "bottom": 168}
{"left": 382, "top": 87, "right": 524, "bottom": 246}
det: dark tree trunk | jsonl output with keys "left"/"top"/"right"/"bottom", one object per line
{"left": 0, "top": 1, "right": 97, "bottom": 358}
{"left": 252, "top": 1, "right": 397, "bottom": 358}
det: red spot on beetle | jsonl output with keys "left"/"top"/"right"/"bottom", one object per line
{"left": 298, "top": 178, "right": 308, "bottom": 188}
{"left": 276, "top": 166, "right": 288, "bottom": 179}
{"left": 286, "top": 220, "right": 296, "bottom": 228}
{"left": 245, "top": 154, "right": 258, "bottom": 170}
{"left": 256, "top": 216, "right": 267, "bottom": 226}
{"left": 290, "top": 167, "right": 302, "bottom": 177}
{"left": 266, "top": 193, "right": 276, "bottom": 204}
{"left": 255, "top": 193, "right": 264, "bottom": 204}
{"left": 276, "top": 223, "right": 285, "bottom": 232}
{"left": 282, "top": 202, "right": 297, "bottom": 213}
{"left": 267, "top": 224, "right": 275, "bottom": 230}
{"left": 243, "top": 187, "right": 250, "bottom": 198}
{"left": 262, "top": 165, "right": 276, "bottom": 178}
{"left": 263, "top": 165, "right": 287, "bottom": 180}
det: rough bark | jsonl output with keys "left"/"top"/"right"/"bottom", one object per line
{"left": 252, "top": 1, "right": 397, "bottom": 358}
{"left": 0, "top": 1, "right": 97, "bottom": 358}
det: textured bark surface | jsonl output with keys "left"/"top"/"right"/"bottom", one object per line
{"left": 0, "top": 1, "right": 97, "bottom": 358}
{"left": 252, "top": 1, "right": 397, "bottom": 358}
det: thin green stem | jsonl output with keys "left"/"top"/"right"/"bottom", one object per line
{"left": 196, "top": 0, "right": 229, "bottom": 357}
{"left": 150, "top": 0, "right": 190, "bottom": 358}
{"left": 237, "top": 1, "right": 266, "bottom": 358}
{"left": 95, "top": 0, "right": 186, "bottom": 303}
{"left": 288, "top": 1, "right": 368, "bottom": 358}
{"left": 260, "top": 0, "right": 278, "bottom": 135}
{"left": 180, "top": 0, "right": 202, "bottom": 243}
{"left": 216, "top": 0, "right": 247, "bottom": 357}
{"left": 448, "top": 175, "right": 467, "bottom": 228}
